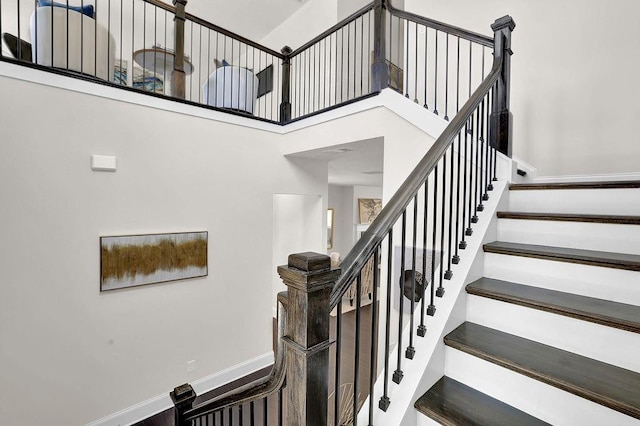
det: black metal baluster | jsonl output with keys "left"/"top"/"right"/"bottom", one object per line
{"left": 273, "top": 55, "right": 278, "bottom": 121}
{"left": 142, "top": 2, "right": 146, "bottom": 84}
{"left": 153, "top": 5, "right": 157, "bottom": 91}
{"left": 393, "top": 212, "right": 406, "bottom": 384}
{"left": 190, "top": 21, "right": 195, "bottom": 97}
{"left": 351, "top": 21, "right": 356, "bottom": 100}
{"left": 130, "top": 1, "right": 134, "bottom": 87}
{"left": 437, "top": 154, "right": 447, "bottom": 295}
{"left": 302, "top": 50, "right": 306, "bottom": 115}
{"left": 229, "top": 406, "right": 233, "bottom": 426}
{"left": 477, "top": 97, "right": 485, "bottom": 212}
{"left": 311, "top": 43, "right": 315, "bottom": 112}
{"left": 238, "top": 404, "right": 243, "bottom": 425}
{"left": 378, "top": 230, "right": 392, "bottom": 411}
{"left": 430, "top": 165, "right": 439, "bottom": 302}
{"left": 360, "top": 15, "right": 364, "bottom": 97}
{"left": 444, "top": 34, "right": 449, "bottom": 120}
{"left": 277, "top": 388, "right": 283, "bottom": 426}
{"left": 456, "top": 37, "right": 460, "bottom": 113}
{"left": 323, "top": 37, "right": 327, "bottom": 109}
{"left": 406, "top": 195, "right": 417, "bottom": 359}
{"left": 120, "top": 0, "right": 123, "bottom": 82}
{"left": 334, "top": 300, "right": 342, "bottom": 424}
{"left": 328, "top": 33, "right": 333, "bottom": 107}
{"left": 262, "top": 396, "right": 267, "bottom": 426}
{"left": 445, "top": 143, "right": 454, "bottom": 279}
{"left": 389, "top": 14, "right": 393, "bottom": 90}
{"left": 483, "top": 90, "right": 491, "bottom": 198}
{"left": 423, "top": 26, "right": 428, "bottom": 108}
{"left": 404, "top": 19, "right": 409, "bottom": 98}
{"left": 64, "top": 0, "right": 68, "bottom": 70}
{"left": 368, "top": 246, "right": 380, "bottom": 424}
{"left": 413, "top": 22, "right": 418, "bottom": 103}
{"left": 491, "top": 85, "right": 498, "bottom": 184}
{"left": 471, "top": 107, "right": 480, "bottom": 223}
{"left": 418, "top": 178, "right": 431, "bottom": 330}
{"left": 250, "top": 401, "right": 255, "bottom": 426}
{"left": 467, "top": 41, "right": 472, "bottom": 131}
{"left": 353, "top": 273, "right": 362, "bottom": 426}
{"left": 433, "top": 29, "right": 438, "bottom": 115}
{"left": 453, "top": 131, "right": 462, "bottom": 264}
{"left": 464, "top": 116, "right": 473, "bottom": 237}
{"left": 340, "top": 26, "right": 344, "bottom": 102}
{"left": 222, "top": 34, "right": 227, "bottom": 111}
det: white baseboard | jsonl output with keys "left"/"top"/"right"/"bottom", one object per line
{"left": 533, "top": 171, "right": 640, "bottom": 183}
{"left": 87, "top": 352, "right": 274, "bottom": 426}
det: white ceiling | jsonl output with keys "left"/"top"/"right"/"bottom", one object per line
{"left": 288, "top": 138, "right": 384, "bottom": 187}
{"left": 184, "top": 0, "right": 307, "bottom": 43}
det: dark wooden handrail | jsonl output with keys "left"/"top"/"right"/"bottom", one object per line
{"left": 329, "top": 54, "right": 503, "bottom": 310}
{"left": 182, "top": 292, "right": 289, "bottom": 420}
{"left": 386, "top": 1, "right": 493, "bottom": 47}
{"left": 140, "top": 0, "right": 285, "bottom": 59}
{"left": 290, "top": 2, "right": 375, "bottom": 57}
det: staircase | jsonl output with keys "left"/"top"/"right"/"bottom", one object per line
{"left": 415, "top": 181, "right": 640, "bottom": 425}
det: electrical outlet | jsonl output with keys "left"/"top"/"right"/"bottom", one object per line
{"left": 187, "top": 360, "right": 196, "bottom": 373}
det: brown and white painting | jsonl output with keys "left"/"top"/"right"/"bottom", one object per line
{"left": 100, "top": 231, "right": 208, "bottom": 291}
{"left": 358, "top": 198, "right": 382, "bottom": 225}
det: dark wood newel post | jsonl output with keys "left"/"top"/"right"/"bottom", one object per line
{"left": 371, "top": 0, "right": 389, "bottom": 92}
{"left": 280, "top": 46, "right": 293, "bottom": 123}
{"left": 278, "top": 252, "right": 340, "bottom": 425}
{"left": 172, "top": 0, "right": 188, "bottom": 99}
{"left": 170, "top": 383, "right": 196, "bottom": 426}
{"left": 490, "top": 15, "right": 516, "bottom": 157}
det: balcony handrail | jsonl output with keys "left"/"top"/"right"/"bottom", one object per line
{"left": 386, "top": 0, "right": 493, "bottom": 47}
{"left": 289, "top": 1, "right": 375, "bottom": 57}
{"left": 330, "top": 54, "right": 503, "bottom": 309}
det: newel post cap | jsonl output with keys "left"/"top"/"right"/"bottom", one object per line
{"left": 170, "top": 383, "right": 196, "bottom": 408}
{"left": 492, "top": 15, "right": 516, "bottom": 32}
{"left": 281, "top": 45, "right": 292, "bottom": 56}
{"left": 277, "top": 252, "right": 340, "bottom": 292}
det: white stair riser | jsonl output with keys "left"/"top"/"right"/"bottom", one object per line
{"left": 444, "top": 347, "right": 639, "bottom": 426}
{"left": 416, "top": 414, "right": 440, "bottom": 426}
{"left": 484, "top": 253, "right": 640, "bottom": 306}
{"left": 497, "top": 219, "right": 640, "bottom": 255}
{"left": 508, "top": 188, "right": 640, "bottom": 216}
{"left": 467, "top": 295, "right": 640, "bottom": 372}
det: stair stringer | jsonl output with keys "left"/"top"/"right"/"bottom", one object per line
{"left": 356, "top": 179, "right": 510, "bottom": 425}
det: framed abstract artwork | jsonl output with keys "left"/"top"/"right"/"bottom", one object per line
{"left": 100, "top": 231, "right": 207, "bottom": 291}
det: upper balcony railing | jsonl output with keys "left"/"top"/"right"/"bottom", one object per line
{"left": 1, "top": 0, "right": 513, "bottom": 151}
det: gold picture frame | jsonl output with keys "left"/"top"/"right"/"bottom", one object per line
{"left": 327, "top": 208, "right": 335, "bottom": 249}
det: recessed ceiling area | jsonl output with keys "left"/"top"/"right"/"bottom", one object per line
{"left": 287, "top": 138, "right": 384, "bottom": 187}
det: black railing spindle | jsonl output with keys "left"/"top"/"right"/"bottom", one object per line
{"left": 379, "top": 229, "right": 392, "bottom": 412}
{"left": 406, "top": 195, "right": 417, "bottom": 359}
{"left": 393, "top": 211, "right": 406, "bottom": 384}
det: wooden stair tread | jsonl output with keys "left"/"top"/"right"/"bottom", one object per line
{"left": 484, "top": 241, "right": 640, "bottom": 272}
{"left": 496, "top": 212, "right": 640, "bottom": 225}
{"left": 510, "top": 181, "right": 640, "bottom": 190}
{"left": 415, "top": 376, "right": 549, "bottom": 426}
{"left": 445, "top": 322, "right": 640, "bottom": 419}
{"left": 467, "top": 278, "right": 640, "bottom": 333}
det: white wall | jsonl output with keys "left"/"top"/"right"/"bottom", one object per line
{"left": 260, "top": 0, "right": 338, "bottom": 52}
{"left": 272, "top": 193, "right": 324, "bottom": 311}
{"left": 405, "top": 0, "right": 640, "bottom": 178}
{"left": 0, "top": 73, "right": 326, "bottom": 425}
